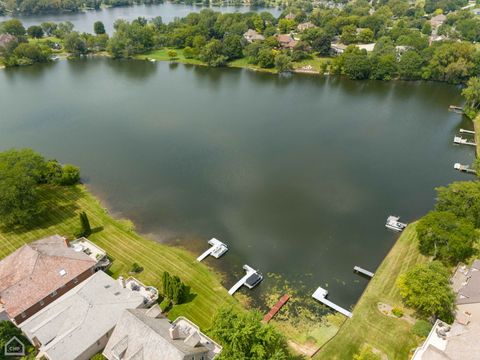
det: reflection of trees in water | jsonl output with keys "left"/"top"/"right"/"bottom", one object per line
{"left": 3, "top": 61, "right": 56, "bottom": 81}
{"left": 105, "top": 58, "right": 158, "bottom": 80}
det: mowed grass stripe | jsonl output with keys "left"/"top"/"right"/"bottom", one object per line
{"left": 0, "top": 185, "right": 239, "bottom": 329}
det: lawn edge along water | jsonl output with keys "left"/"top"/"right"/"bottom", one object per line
{"left": 0, "top": 184, "right": 239, "bottom": 330}
{"left": 314, "top": 224, "right": 427, "bottom": 360}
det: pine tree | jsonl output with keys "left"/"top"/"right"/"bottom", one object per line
{"left": 79, "top": 211, "right": 91, "bottom": 236}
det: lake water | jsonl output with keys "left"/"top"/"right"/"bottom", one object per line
{"left": 0, "top": 3, "right": 281, "bottom": 33}
{"left": 0, "top": 58, "right": 474, "bottom": 309}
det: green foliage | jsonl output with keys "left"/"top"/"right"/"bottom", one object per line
{"left": 397, "top": 261, "right": 455, "bottom": 322}
{"left": 9, "top": 42, "right": 51, "bottom": 66}
{"left": 27, "top": 25, "right": 44, "bottom": 39}
{"left": 436, "top": 181, "right": 480, "bottom": 226}
{"left": 130, "top": 262, "right": 144, "bottom": 273}
{"left": 1, "top": 19, "right": 26, "bottom": 36}
{"left": 222, "top": 34, "right": 243, "bottom": 60}
{"left": 462, "top": 77, "right": 480, "bottom": 117}
{"left": 200, "top": 39, "right": 227, "bottom": 67}
{"left": 59, "top": 164, "right": 80, "bottom": 185}
{"left": 94, "top": 21, "right": 106, "bottom": 35}
{"left": 79, "top": 211, "right": 92, "bottom": 236}
{"left": 64, "top": 32, "right": 87, "bottom": 55}
{"left": 0, "top": 149, "right": 45, "bottom": 228}
{"left": 0, "top": 321, "right": 35, "bottom": 357}
{"left": 210, "top": 307, "right": 292, "bottom": 360}
{"left": 161, "top": 271, "right": 188, "bottom": 304}
{"left": 167, "top": 49, "right": 177, "bottom": 59}
{"left": 90, "top": 353, "right": 107, "bottom": 360}
{"left": 159, "top": 297, "right": 171, "bottom": 312}
{"left": 107, "top": 18, "right": 155, "bottom": 58}
{"left": 391, "top": 307, "right": 404, "bottom": 317}
{"left": 353, "top": 345, "right": 381, "bottom": 360}
{"left": 412, "top": 320, "right": 433, "bottom": 337}
{"left": 416, "top": 210, "right": 476, "bottom": 265}
{"left": 275, "top": 53, "right": 293, "bottom": 73}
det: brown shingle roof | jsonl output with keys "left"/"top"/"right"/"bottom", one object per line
{"left": 0, "top": 235, "right": 96, "bottom": 319}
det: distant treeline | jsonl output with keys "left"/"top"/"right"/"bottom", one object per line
{"left": 0, "top": 0, "right": 164, "bottom": 15}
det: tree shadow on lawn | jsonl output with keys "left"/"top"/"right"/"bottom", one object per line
{"left": 183, "top": 286, "right": 197, "bottom": 304}
{"left": 5, "top": 185, "right": 82, "bottom": 237}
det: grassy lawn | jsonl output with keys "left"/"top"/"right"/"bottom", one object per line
{"left": 292, "top": 56, "right": 330, "bottom": 72}
{"left": 0, "top": 185, "right": 239, "bottom": 329}
{"left": 228, "top": 57, "right": 278, "bottom": 73}
{"left": 136, "top": 48, "right": 205, "bottom": 66}
{"left": 314, "top": 224, "right": 427, "bottom": 360}
{"left": 474, "top": 114, "right": 480, "bottom": 157}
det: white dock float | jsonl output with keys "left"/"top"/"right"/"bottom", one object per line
{"left": 197, "top": 238, "right": 228, "bottom": 262}
{"left": 454, "top": 163, "right": 477, "bottom": 175}
{"left": 354, "top": 266, "right": 374, "bottom": 278}
{"left": 454, "top": 136, "right": 476, "bottom": 147}
{"left": 386, "top": 216, "right": 407, "bottom": 232}
{"left": 460, "top": 129, "right": 475, "bottom": 135}
{"left": 312, "top": 287, "right": 353, "bottom": 318}
{"left": 228, "top": 265, "right": 263, "bottom": 295}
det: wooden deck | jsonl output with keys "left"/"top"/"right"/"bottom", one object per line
{"left": 263, "top": 294, "right": 290, "bottom": 322}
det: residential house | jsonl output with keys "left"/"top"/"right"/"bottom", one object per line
{"left": 277, "top": 34, "right": 298, "bottom": 49}
{"left": 297, "top": 22, "right": 316, "bottom": 32}
{"left": 20, "top": 271, "right": 145, "bottom": 360}
{"left": 357, "top": 43, "right": 376, "bottom": 52}
{"left": 103, "top": 306, "right": 222, "bottom": 360}
{"left": 331, "top": 43, "right": 348, "bottom": 54}
{"left": 430, "top": 14, "right": 447, "bottom": 29}
{"left": 0, "top": 235, "right": 97, "bottom": 324}
{"left": 411, "top": 260, "right": 480, "bottom": 360}
{"left": 0, "top": 34, "right": 15, "bottom": 50}
{"left": 285, "top": 12, "right": 296, "bottom": 20}
{"left": 243, "top": 29, "right": 265, "bottom": 43}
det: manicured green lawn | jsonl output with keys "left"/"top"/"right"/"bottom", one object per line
{"left": 0, "top": 185, "right": 239, "bottom": 329}
{"left": 292, "top": 56, "right": 330, "bottom": 72}
{"left": 228, "top": 57, "right": 278, "bottom": 73}
{"left": 314, "top": 224, "right": 427, "bottom": 360}
{"left": 136, "top": 48, "right": 205, "bottom": 65}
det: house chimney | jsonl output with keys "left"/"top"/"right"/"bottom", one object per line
{"left": 118, "top": 276, "right": 125, "bottom": 288}
{"left": 169, "top": 325, "right": 180, "bottom": 340}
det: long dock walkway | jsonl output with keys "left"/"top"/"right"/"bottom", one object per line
{"left": 353, "top": 266, "right": 374, "bottom": 278}
{"left": 228, "top": 265, "right": 261, "bottom": 295}
{"left": 460, "top": 129, "right": 475, "bottom": 135}
{"left": 454, "top": 163, "right": 477, "bottom": 175}
{"left": 263, "top": 294, "right": 290, "bottom": 322}
{"left": 312, "top": 287, "right": 353, "bottom": 318}
{"left": 454, "top": 136, "right": 476, "bottom": 147}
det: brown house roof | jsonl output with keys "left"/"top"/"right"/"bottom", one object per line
{"left": 0, "top": 235, "right": 96, "bottom": 319}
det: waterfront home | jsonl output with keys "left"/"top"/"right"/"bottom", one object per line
{"left": 357, "top": 43, "right": 376, "bottom": 52}
{"left": 20, "top": 271, "right": 145, "bottom": 360}
{"left": 103, "top": 306, "right": 223, "bottom": 360}
{"left": 0, "top": 235, "right": 97, "bottom": 324}
{"left": 277, "top": 34, "right": 298, "bottom": 49}
{"left": 70, "top": 236, "right": 111, "bottom": 271}
{"left": 243, "top": 29, "right": 265, "bottom": 43}
{"left": 412, "top": 260, "right": 480, "bottom": 360}
{"left": 297, "top": 22, "right": 316, "bottom": 32}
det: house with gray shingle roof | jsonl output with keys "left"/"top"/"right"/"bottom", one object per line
{"left": 103, "top": 306, "right": 222, "bottom": 360}
{"left": 0, "top": 235, "right": 97, "bottom": 324}
{"left": 20, "top": 271, "right": 145, "bottom": 360}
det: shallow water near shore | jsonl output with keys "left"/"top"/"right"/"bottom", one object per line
{"left": 0, "top": 58, "right": 475, "bottom": 309}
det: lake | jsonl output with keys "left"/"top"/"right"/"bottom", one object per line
{"left": 0, "top": 58, "right": 474, "bottom": 309}
{"left": 0, "top": 3, "right": 281, "bottom": 33}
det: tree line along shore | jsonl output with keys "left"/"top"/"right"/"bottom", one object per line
{"left": 1, "top": 0, "right": 480, "bottom": 84}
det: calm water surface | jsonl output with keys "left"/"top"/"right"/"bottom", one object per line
{"left": 0, "top": 3, "right": 281, "bottom": 33}
{"left": 0, "top": 58, "right": 474, "bottom": 309}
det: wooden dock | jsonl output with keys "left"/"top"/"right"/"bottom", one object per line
{"left": 353, "top": 266, "right": 374, "bottom": 278}
{"left": 460, "top": 129, "right": 475, "bottom": 135}
{"left": 263, "top": 294, "right": 290, "bottom": 322}
{"left": 454, "top": 163, "right": 477, "bottom": 175}
{"left": 449, "top": 105, "right": 464, "bottom": 114}
{"left": 312, "top": 287, "right": 353, "bottom": 318}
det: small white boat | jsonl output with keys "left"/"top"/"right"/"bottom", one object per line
{"left": 385, "top": 216, "right": 407, "bottom": 232}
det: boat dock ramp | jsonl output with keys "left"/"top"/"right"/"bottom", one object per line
{"left": 449, "top": 105, "right": 464, "bottom": 114}
{"left": 197, "top": 238, "right": 228, "bottom": 262}
{"left": 454, "top": 163, "right": 477, "bottom": 175}
{"left": 228, "top": 265, "right": 263, "bottom": 295}
{"left": 386, "top": 216, "right": 407, "bottom": 232}
{"left": 460, "top": 129, "right": 475, "bottom": 135}
{"left": 312, "top": 287, "right": 353, "bottom": 318}
{"left": 454, "top": 136, "right": 476, "bottom": 147}
{"left": 263, "top": 294, "right": 290, "bottom": 322}
{"left": 353, "top": 266, "right": 374, "bottom": 278}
